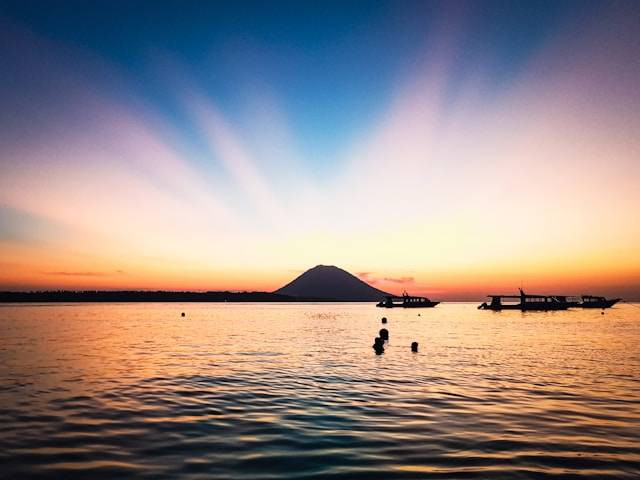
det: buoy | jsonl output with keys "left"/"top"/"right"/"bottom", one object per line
{"left": 379, "top": 328, "right": 389, "bottom": 341}
{"left": 181, "top": 312, "right": 185, "bottom": 317}
{"left": 411, "top": 341, "right": 418, "bottom": 352}
{"left": 381, "top": 317, "right": 387, "bottom": 324}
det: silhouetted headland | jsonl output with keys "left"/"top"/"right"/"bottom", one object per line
{"left": 1, "top": 265, "right": 394, "bottom": 303}
{"left": 0, "top": 291, "right": 327, "bottom": 303}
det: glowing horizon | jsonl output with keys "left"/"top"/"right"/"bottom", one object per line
{"left": 1, "top": 2, "right": 639, "bottom": 300}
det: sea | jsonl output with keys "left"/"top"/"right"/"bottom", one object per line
{"left": 1, "top": 302, "right": 639, "bottom": 479}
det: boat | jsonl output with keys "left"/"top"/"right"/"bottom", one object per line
{"left": 377, "top": 292, "right": 439, "bottom": 308}
{"left": 478, "top": 289, "right": 570, "bottom": 311}
{"left": 578, "top": 295, "right": 621, "bottom": 308}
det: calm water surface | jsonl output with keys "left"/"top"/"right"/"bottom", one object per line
{"left": 1, "top": 303, "right": 639, "bottom": 479}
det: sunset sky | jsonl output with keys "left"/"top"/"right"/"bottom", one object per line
{"left": 1, "top": 1, "right": 639, "bottom": 299}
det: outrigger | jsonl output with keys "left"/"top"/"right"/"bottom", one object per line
{"left": 478, "top": 289, "right": 570, "bottom": 311}
{"left": 377, "top": 291, "right": 439, "bottom": 308}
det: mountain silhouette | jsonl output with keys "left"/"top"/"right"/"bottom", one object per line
{"left": 274, "top": 265, "right": 390, "bottom": 301}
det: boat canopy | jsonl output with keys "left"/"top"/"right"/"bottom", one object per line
{"left": 487, "top": 294, "right": 548, "bottom": 299}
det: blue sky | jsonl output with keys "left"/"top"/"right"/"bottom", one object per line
{"left": 1, "top": 0, "right": 582, "bottom": 174}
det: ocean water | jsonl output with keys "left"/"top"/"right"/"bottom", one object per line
{"left": 0, "top": 302, "right": 639, "bottom": 479}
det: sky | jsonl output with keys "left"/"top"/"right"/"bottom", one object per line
{"left": 1, "top": 1, "right": 639, "bottom": 300}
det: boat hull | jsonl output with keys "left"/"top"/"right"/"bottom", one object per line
{"left": 579, "top": 299, "right": 620, "bottom": 308}
{"left": 376, "top": 301, "right": 439, "bottom": 308}
{"left": 479, "top": 303, "right": 570, "bottom": 311}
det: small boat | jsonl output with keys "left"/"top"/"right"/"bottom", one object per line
{"left": 578, "top": 295, "right": 621, "bottom": 309}
{"left": 478, "top": 289, "right": 570, "bottom": 311}
{"left": 377, "top": 292, "right": 439, "bottom": 308}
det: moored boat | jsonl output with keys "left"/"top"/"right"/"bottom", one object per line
{"left": 478, "top": 289, "right": 570, "bottom": 311}
{"left": 377, "top": 292, "right": 439, "bottom": 308}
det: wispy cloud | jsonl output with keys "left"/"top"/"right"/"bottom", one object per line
{"left": 384, "top": 277, "right": 415, "bottom": 284}
{"left": 356, "top": 272, "right": 377, "bottom": 284}
{"left": 358, "top": 273, "right": 414, "bottom": 286}
{"left": 43, "top": 270, "right": 125, "bottom": 277}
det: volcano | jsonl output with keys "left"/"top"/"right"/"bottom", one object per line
{"left": 274, "top": 265, "right": 390, "bottom": 301}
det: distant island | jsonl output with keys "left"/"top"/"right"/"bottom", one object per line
{"left": 0, "top": 265, "right": 391, "bottom": 303}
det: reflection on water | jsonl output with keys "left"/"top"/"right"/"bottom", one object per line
{"left": 1, "top": 303, "right": 639, "bottom": 479}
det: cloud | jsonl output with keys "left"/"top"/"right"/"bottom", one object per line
{"left": 384, "top": 277, "right": 415, "bottom": 284}
{"left": 43, "top": 270, "right": 124, "bottom": 277}
{"left": 356, "top": 272, "right": 378, "bottom": 284}
{"left": 358, "top": 272, "right": 414, "bottom": 285}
